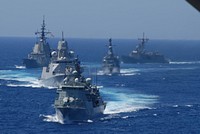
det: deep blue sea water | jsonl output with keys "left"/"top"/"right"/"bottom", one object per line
{"left": 0, "top": 37, "right": 200, "bottom": 133}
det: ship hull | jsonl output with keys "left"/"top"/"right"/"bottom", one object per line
{"left": 102, "top": 67, "right": 120, "bottom": 75}
{"left": 121, "top": 55, "right": 169, "bottom": 64}
{"left": 55, "top": 105, "right": 105, "bottom": 122}
{"left": 40, "top": 75, "right": 66, "bottom": 87}
{"left": 23, "top": 59, "right": 40, "bottom": 68}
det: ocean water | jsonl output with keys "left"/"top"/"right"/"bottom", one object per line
{"left": 0, "top": 37, "right": 200, "bottom": 133}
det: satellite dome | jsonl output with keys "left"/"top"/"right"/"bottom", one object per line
{"left": 74, "top": 78, "right": 79, "bottom": 82}
{"left": 72, "top": 70, "right": 78, "bottom": 75}
{"left": 86, "top": 78, "right": 92, "bottom": 84}
{"left": 51, "top": 51, "right": 57, "bottom": 57}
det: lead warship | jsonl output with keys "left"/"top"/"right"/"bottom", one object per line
{"left": 23, "top": 18, "right": 52, "bottom": 68}
{"left": 102, "top": 38, "right": 120, "bottom": 75}
{"left": 121, "top": 33, "right": 169, "bottom": 64}
{"left": 40, "top": 32, "right": 76, "bottom": 87}
{"left": 54, "top": 59, "right": 106, "bottom": 122}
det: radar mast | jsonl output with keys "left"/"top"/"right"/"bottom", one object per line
{"left": 108, "top": 38, "right": 114, "bottom": 56}
{"left": 35, "top": 16, "right": 52, "bottom": 43}
{"left": 137, "top": 33, "right": 149, "bottom": 53}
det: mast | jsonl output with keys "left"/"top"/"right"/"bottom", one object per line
{"left": 57, "top": 31, "right": 69, "bottom": 60}
{"left": 137, "top": 33, "right": 149, "bottom": 53}
{"left": 35, "top": 16, "right": 52, "bottom": 43}
{"left": 61, "top": 31, "right": 64, "bottom": 41}
{"left": 108, "top": 38, "right": 114, "bottom": 56}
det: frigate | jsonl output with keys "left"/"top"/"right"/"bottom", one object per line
{"left": 23, "top": 18, "right": 52, "bottom": 68}
{"left": 121, "top": 33, "right": 169, "bottom": 64}
{"left": 40, "top": 32, "right": 76, "bottom": 87}
{"left": 102, "top": 38, "right": 120, "bottom": 75}
{"left": 54, "top": 59, "right": 106, "bottom": 122}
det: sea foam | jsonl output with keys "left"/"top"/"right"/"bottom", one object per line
{"left": 101, "top": 87, "right": 158, "bottom": 114}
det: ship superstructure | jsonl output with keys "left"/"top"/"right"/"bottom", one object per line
{"left": 40, "top": 32, "right": 76, "bottom": 87}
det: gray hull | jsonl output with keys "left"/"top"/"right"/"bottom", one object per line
{"left": 23, "top": 59, "right": 41, "bottom": 68}
{"left": 40, "top": 74, "right": 66, "bottom": 87}
{"left": 55, "top": 105, "right": 105, "bottom": 122}
{"left": 121, "top": 55, "right": 169, "bottom": 64}
{"left": 102, "top": 67, "right": 120, "bottom": 75}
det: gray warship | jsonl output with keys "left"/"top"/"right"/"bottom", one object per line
{"left": 54, "top": 60, "right": 106, "bottom": 122}
{"left": 23, "top": 18, "right": 52, "bottom": 68}
{"left": 121, "top": 33, "right": 169, "bottom": 64}
{"left": 102, "top": 38, "right": 120, "bottom": 75}
{"left": 40, "top": 33, "right": 76, "bottom": 87}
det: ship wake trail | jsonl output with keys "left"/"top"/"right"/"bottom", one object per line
{"left": 97, "top": 68, "right": 140, "bottom": 76}
{"left": 41, "top": 113, "right": 93, "bottom": 124}
{"left": 101, "top": 87, "right": 158, "bottom": 114}
{"left": 0, "top": 69, "right": 52, "bottom": 88}
{"left": 170, "top": 61, "right": 200, "bottom": 65}
{"left": 120, "top": 68, "right": 140, "bottom": 76}
{"left": 14, "top": 65, "right": 26, "bottom": 69}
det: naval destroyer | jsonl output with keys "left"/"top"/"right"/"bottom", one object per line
{"left": 40, "top": 32, "right": 76, "bottom": 87}
{"left": 102, "top": 39, "right": 120, "bottom": 75}
{"left": 54, "top": 59, "right": 106, "bottom": 122}
{"left": 23, "top": 18, "right": 52, "bottom": 68}
{"left": 121, "top": 33, "right": 169, "bottom": 64}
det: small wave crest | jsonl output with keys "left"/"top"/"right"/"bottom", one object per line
{"left": 14, "top": 65, "right": 26, "bottom": 69}
{"left": 97, "top": 70, "right": 105, "bottom": 76}
{"left": 97, "top": 68, "right": 140, "bottom": 76}
{"left": 172, "top": 104, "right": 194, "bottom": 108}
{"left": 120, "top": 68, "right": 140, "bottom": 76}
